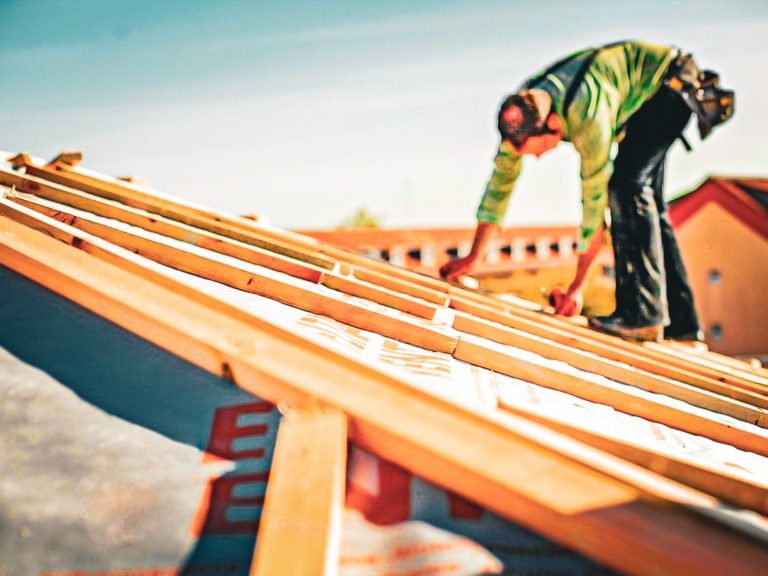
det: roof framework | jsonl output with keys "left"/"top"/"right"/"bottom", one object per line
{"left": 1, "top": 153, "right": 767, "bottom": 575}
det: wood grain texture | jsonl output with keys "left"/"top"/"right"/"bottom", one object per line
{"left": 453, "top": 337, "right": 768, "bottom": 456}
{"left": 2, "top": 215, "right": 768, "bottom": 575}
{"left": 251, "top": 409, "right": 347, "bottom": 576}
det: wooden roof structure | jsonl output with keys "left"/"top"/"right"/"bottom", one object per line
{"left": 1, "top": 151, "right": 768, "bottom": 575}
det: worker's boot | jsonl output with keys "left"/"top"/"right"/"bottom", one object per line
{"left": 588, "top": 315, "right": 663, "bottom": 343}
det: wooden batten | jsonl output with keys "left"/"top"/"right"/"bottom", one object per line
{"left": 447, "top": 289, "right": 768, "bottom": 394}
{"left": 450, "top": 295, "right": 768, "bottom": 397}
{"left": 453, "top": 338, "right": 768, "bottom": 456}
{"left": 48, "top": 150, "right": 83, "bottom": 167}
{"left": 7, "top": 159, "right": 579, "bottom": 327}
{"left": 9, "top": 158, "right": 458, "bottom": 294}
{"left": 647, "top": 340, "right": 768, "bottom": 387}
{"left": 14, "top": 157, "right": 767, "bottom": 395}
{"left": 454, "top": 312, "right": 768, "bottom": 412}
{"left": 4, "top": 216, "right": 768, "bottom": 575}
{"left": 349, "top": 266, "right": 450, "bottom": 307}
{"left": 0, "top": 166, "right": 337, "bottom": 271}
{"left": 3, "top": 185, "right": 452, "bottom": 323}
{"left": 320, "top": 272, "right": 450, "bottom": 323}
{"left": 0, "top": 197, "right": 458, "bottom": 355}
{"left": 498, "top": 399, "right": 768, "bottom": 516}
{"left": 533, "top": 311, "right": 768, "bottom": 394}
{"left": 251, "top": 409, "right": 347, "bottom": 576}
{"left": 4, "top": 185, "right": 329, "bottom": 282}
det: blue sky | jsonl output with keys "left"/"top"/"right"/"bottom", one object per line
{"left": 2, "top": 0, "right": 767, "bottom": 229}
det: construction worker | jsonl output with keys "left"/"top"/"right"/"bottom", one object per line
{"left": 440, "top": 40, "right": 733, "bottom": 343}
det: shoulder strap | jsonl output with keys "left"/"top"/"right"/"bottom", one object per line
{"left": 527, "top": 40, "right": 629, "bottom": 115}
{"left": 561, "top": 50, "right": 600, "bottom": 113}
{"left": 523, "top": 49, "right": 589, "bottom": 91}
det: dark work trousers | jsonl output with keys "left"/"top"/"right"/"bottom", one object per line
{"left": 608, "top": 85, "right": 701, "bottom": 338}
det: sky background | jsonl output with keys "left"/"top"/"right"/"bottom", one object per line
{"left": 2, "top": 0, "right": 767, "bottom": 230}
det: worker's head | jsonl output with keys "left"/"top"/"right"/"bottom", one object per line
{"left": 498, "top": 91, "right": 563, "bottom": 157}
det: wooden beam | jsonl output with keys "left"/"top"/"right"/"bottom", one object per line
{"left": 12, "top": 157, "right": 768, "bottom": 402}
{"left": 3, "top": 216, "right": 768, "bottom": 575}
{"left": 19, "top": 190, "right": 762, "bottom": 442}
{"left": 48, "top": 150, "right": 83, "bottom": 167}
{"left": 12, "top": 159, "right": 458, "bottom": 292}
{"left": 520, "top": 305, "right": 768, "bottom": 394}
{"left": 453, "top": 337, "right": 768, "bottom": 456}
{"left": 0, "top": 165, "right": 336, "bottom": 270}
{"left": 251, "top": 409, "right": 347, "bottom": 576}
{"left": 450, "top": 295, "right": 768, "bottom": 397}
{"left": 1, "top": 182, "right": 454, "bottom": 327}
{"left": 454, "top": 312, "right": 768, "bottom": 411}
{"left": 17, "top": 157, "right": 768, "bottom": 396}
{"left": 497, "top": 398, "right": 768, "bottom": 516}
{"left": 0, "top": 175, "right": 456, "bottom": 323}
{"left": 2, "top": 182, "right": 330, "bottom": 281}
{"left": 443, "top": 286, "right": 768, "bottom": 393}
{"left": 0, "top": 197, "right": 458, "bottom": 354}
{"left": 320, "top": 272, "right": 451, "bottom": 323}
{"left": 647, "top": 341, "right": 768, "bottom": 387}
{"left": 7, "top": 194, "right": 767, "bottom": 440}
{"left": 348, "top": 266, "right": 450, "bottom": 307}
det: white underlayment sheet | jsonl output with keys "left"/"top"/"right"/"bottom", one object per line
{"left": 33, "top": 196, "right": 768, "bottom": 483}
{"left": 164, "top": 262, "right": 768, "bottom": 487}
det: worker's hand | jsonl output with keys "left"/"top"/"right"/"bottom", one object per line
{"left": 549, "top": 286, "right": 583, "bottom": 317}
{"left": 439, "top": 255, "right": 478, "bottom": 282}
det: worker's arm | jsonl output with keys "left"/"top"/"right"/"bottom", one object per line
{"left": 552, "top": 98, "right": 613, "bottom": 314}
{"left": 440, "top": 143, "right": 522, "bottom": 281}
{"left": 439, "top": 221, "right": 499, "bottom": 280}
{"left": 553, "top": 224, "right": 605, "bottom": 315}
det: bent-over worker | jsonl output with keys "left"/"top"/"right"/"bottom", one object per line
{"left": 440, "top": 40, "right": 733, "bottom": 343}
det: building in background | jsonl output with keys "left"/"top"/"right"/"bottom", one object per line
{"left": 297, "top": 225, "right": 617, "bottom": 317}
{"left": 669, "top": 177, "right": 768, "bottom": 358}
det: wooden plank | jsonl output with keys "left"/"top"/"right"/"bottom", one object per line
{"left": 647, "top": 340, "right": 768, "bottom": 387}
{"left": 13, "top": 159, "right": 503, "bottom": 317}
{"left": 19, "top": 190, "right": 761, "bottom": 436}
{"left": 13, "top": 160, "right": 768, "bottom": 391}
{"left": 21, "top": 157, "right": 767, "bottom": 394}
{"left": 2, "top": 182, "right": 329, "bottom": 282}
{"left": 497, "top": 398, "right": 768, "bottom": 515}
{"left": 450, "top": 295, "right": 768, "bottom": 397}
{"left": 447, "top": 287, "right": 768, "bottom": 387}
{"left": 3, "top": 185, "right": 451, "bottom": 324}
{"left": 0, "top": 197, "right": 458, "bottom": 354}
{"left": 453, "top": 338, "right": 768, "bottom": 456}
{"left": 349, "top": 266, "right": 450, "bottom": 306}
{"left": 3, "top": 216, "right": 768, "bottom": 575}
{"left": 321, "top": 272, "right": 450, "bottom": 323}
{"left": 445, "top": 287, "right": 768, "bottom": 394}
{"left": 251, "top": 409, "right": 347, "bottom": 576}
{"left": 454, "top": 312, "right": 768, "bottom": 412}
{"left": 0, "top": 166, "right": 337, "bottom": 270}
{"left": 13, "top": 159, "right": 459, "bottom": 292}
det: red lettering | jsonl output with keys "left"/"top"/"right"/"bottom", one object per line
{"left": 193, "top": 401, "right": 277, "bottom": 536}
{"left": 203, "top": 401, "right": 273, "bottom": 461}
{"left": 201, "top": 472, "right": 270, "bottom": 534}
